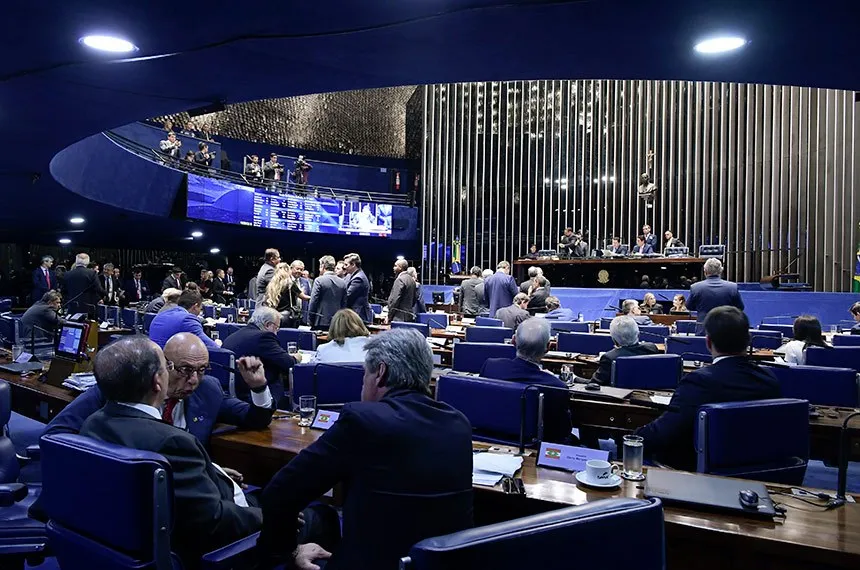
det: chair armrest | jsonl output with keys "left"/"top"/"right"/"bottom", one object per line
{"left": 0, "top": 483, "right": 28, "bottom": 507}
{"left": 200, "top": 531, "right": 260, "bottom": 570}
{"left": 25, "top": 444, "right": 41, "bottom": 460}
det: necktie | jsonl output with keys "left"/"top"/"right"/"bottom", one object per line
{"left": 136, "top": 280, "right": 141, "bottom": 299}
{"left": 45, "top": 269, "right": 50, "bottom": 289}
{"left": 162, "top": 398, "right": 179, "bottom": 425}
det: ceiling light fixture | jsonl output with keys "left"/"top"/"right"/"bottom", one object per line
{"left": 69, "top": 217, "right": 85, "bottom": 224}
{"left": 191, "top": 231, "right": 203, "bottom": 238}
{"left": 694, "top": 36, "right": 747, "bottom": 54}
{"left": 210, "top": 248, "right": 221, "bottom": 254}
{"left": 79, "top": 35, "right": 138, "bottom": 53}
{"left": 58, "top": 238, "right": 71, "bottom": 245}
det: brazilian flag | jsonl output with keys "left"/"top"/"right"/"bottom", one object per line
{"left": 854, "top": 245, "right": 860, "bottom": 292}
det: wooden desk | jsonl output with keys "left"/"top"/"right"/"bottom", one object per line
{"left": 513, "top": 257, "right": 707, "bottom": 288}
{"left": 210, "top": 420, "right": 860, "bottom": 570}
{"left": 0, "top": 361, "right": 76, "bottom": 422}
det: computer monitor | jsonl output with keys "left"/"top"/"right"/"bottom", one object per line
{"left": 432, "top": 292, "right": 445, "bottom": 304}
{"left": 55, "top": 322, "right": 89, "bottom": 361}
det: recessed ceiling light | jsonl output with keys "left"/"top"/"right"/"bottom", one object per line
{"left": 69, "top": 217, "right": 85, "bottom": 224}
{"left": 396, "top": 255, "right": 405, "bottom": 260}
{"left": 58, "top": 238, "right": 71, "bottom": 245}
{"left": 79, "top": 35, "right": 138, "bottom": 53}
{"left": 694, "top": 36, "right": 747, "bottom": 54}
{"left": 191, "top": 231, "right": 203, "bottom": 238}
{"left": 210, "top": 248, "right": 220, "bottom": 254}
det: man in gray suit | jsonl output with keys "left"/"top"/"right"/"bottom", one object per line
{"left": 519, "top": 266, "right": 551, "bottom": 294}
{"left": 620, "top": 299, "right": 653, "bottom": 326}
{"left": 459, "top": 266, "right": 484, "bottom": 318}
{"left": 308, "top": 255, "right": 346, "bottom": 329}
{"left": 387, "top": 258, "right": 416, "bottom": 322}
{"left": 687, "top": 258, "right": 745, "bottom": 335}
{"left": 496, "top": 293, "right": 532, "bottom": 330}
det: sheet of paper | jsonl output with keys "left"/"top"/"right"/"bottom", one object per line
{"left": 14, "top": 351, "right": 33, "bottom": 363}
{"left": 472, "top": 472, "right": 504, "bottom": 486}
{"left": 650, "top": 395, "right": 672, "bottom": 406}
{"left": 545, "top": 350, "right": 579, "bottom": 360}
{"left": 473, "top": 453, "right": 523, "bottom": 477}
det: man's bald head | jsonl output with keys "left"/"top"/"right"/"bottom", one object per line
{"left": 163, "top": 332, "right": 208, "bottom": 363}
{"left": 162, "top": 333, "right": 210, "bottom": 399}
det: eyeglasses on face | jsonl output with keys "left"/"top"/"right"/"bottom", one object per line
{"left": 166, "top": 361, "right": 211, "bottom": 378}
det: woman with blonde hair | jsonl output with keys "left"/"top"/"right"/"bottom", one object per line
{"left": 264, "top": 262, "right": 299, "bottom": 326}
{"left": 312, "top": 309, "right": 371, "bottom": 363}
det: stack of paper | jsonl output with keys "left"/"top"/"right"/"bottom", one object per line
{"left": 62, "top": 372, "right": 97, "bottom": 392}
{"left": 473, "top": 453, "right": 523, "bottom": 486}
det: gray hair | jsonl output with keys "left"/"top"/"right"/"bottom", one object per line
{"left": 620, "top": 299, "right": 638, "bottom": 314}
{"left": 610, "top": 316, "right": 640, "bottom": 347}
{"left": 250, "top": 306, "right": 281, "bottom": 329}
{"left": 394, "top": 259, "right": 409, "bottom": 271}
{"left": 470, "top": 265, "right": 482, "bottom": 277}
{"left": 496, "top": 260, "right": 511, "bottom": 271}
{"left": 290, "top": 259, "right": 305, "bottom": 270}
{"left": 703, "top": 258, "right": 723, "bottom": 277}
{"left": 406, "top": 267, "right": 418, "bottom": 279}
{"left": 364, "top": 328, "right": 433, "bottom": 395}
{"left": 103, "top": 263, "right": 114, "bottom": 271}
{"left": 319, "top": 255, "right": 336, "bottom": 271}
{"left": 94, "top": 336, "right": 164, "bottom": 403}
{"left": 513, "top": 293, "right": 530, "bottom": 305}
{"left": 75, "top": 253, "right": 90, "bottom": 267}
{"left": 545, "top": 296, "right": 560, "bottom": 310}
{"left": 515, "top": 318, "right": 551, "bottom": 362}
{"left": 527, "top": 266, "right": 540, "bottom": 278}
{"left": 481, "top": 269, "right": 493, "bottom": 279}
{"left": 41, "top": 255, "right": 53, "bottom": 264}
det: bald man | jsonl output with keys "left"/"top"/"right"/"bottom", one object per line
{"left": 387, "top": 258, "right": 416, "bottom": 322}
{"left": 44, "top": 332, "right": 275, "bottom": 448}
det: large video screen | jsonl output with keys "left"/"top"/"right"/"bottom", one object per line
{"left": 186, "top": 174, "right": 393, "bottom": 237}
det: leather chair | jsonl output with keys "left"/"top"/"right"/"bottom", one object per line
{"left": 202, "top": 305, "right": 216, "bottom": 319}
{"left": 696, "top": 398, "right": 809, "bottom": 485}
{"left": 214, "top": 322, "right": 241, "bottom": 342}
{"left": 391, "top": 321, "right": 430, "bottom": 338}
{"left": 142, "top": 313, "right": 157, "bottom": 334}
{"left": 39, "top": 433, "right": 259, "bottom": 570}
{"left": 401, "top": 498, "right": 665, "bottom": 570}
{"left": 0, "top": 299, "right": 12, "bottom": 314}
{"left": 452, "top": 343, "right": 516, "bottom": 374}
{"left": 276, "top": 328, "right": 317, "bottom": 351}
{"left": 556, "top": 332, "right": 614, "bottom": 355}
{"left": 599, "top": 317, "right": 614, "bottom": 330}
{"left": 768, "top": 364, "right": 858, "bottom": 407}
{"left": 675, "top": 320, "right": 697, "bottom": 335}
{"left": 207, "top": 348, "right": 236, "bottom": 397}
{"left": 120, "top": 308, "right": 138, "bottom": 330}
{"left": 475, "top": 317, "right": 503, "bottom": 328}
{"left": 749, "top": 329, "right": 782, "bottom": 350}
{"left": 548, "top": 321, "right": 590, "bottom": 334}
{"left": 806, "top": 346, "right": 860, "bottom": 373}
{"left": 637, "top": 325, "right": 670, "bottom": 343}
{"left": 418, "top": 313, "right": 450, "bottom": 330}
{"left": 465, "top": 326, "right": 514, "bottom": 344}
{"left": 611, "top": 354, "right": 682, "bottom": 390}
{"left": 219, "top": 307, "right": 238, "bottom": 322}
{"left": 291, "top": 362, "right": 364, "bottom": 409}
{"left": 832, "top": 334, "right": 860, "bottom": 346}
{"left": 665, "top": 335, "right": 712, "bottom": 363}
{"left": 760, "top": 323, "right": 794, "bottom": 337}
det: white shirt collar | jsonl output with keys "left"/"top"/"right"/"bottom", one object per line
{"left": 117, "top": 402, "right": 161, "bottom": 420}
{"left": 712, "top": 355, "right": 744, "bottom": 364}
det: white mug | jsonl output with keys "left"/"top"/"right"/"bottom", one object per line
{"left": 585, "top": 459, "right": 619, "bottom": 484}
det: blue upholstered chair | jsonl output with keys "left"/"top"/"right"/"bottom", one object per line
{"left": 0, "top": 299, "right": 12, "bottom": 314}
{"left": 749, "top": 329, "right": 782, "bottom": 350}
{"left": 291, "top": 362, "right": 364, "bottom": 409}
{"left": 475, "top": 317, "right": 503, "bottom": 328}
{"left": 142, "top": 313, "right": 157, "bottom": 334}
{"left": 556, "top": 332, "right": 614, "bottom": 355}
{"left": 418, "top": 313, "right": 450, "bottom": 330}
{"left": 371, "top": 303, "right": 383, "bottom": 315}
{"left": 768, "top": 365, "right": 858, "bottom": 407}
{"left": 120, "top": 308, "right": 138, "bottom": 330}
{"left": 214, "top": 322, "right": 240, "bottom": 342}
{"left": 675, "top": 320, "right": 697, "bottom": 335}
{"left": 207, "top": 348, "right": 236, "bottom": 397}
{"left": 806, "top": 346, "right": 860, "bottom": 373}
{"left": 611, "top": 354, "right": 682, "bottom": 390}
{"left": 40, "top": 433, "right": 259, "bottom": 570}
{"left": 465, "top": 326, "right": 514, "bottom": 344}
{"left": 832, "top": 334, "right": 860, "bottom": 346}
{"left": 0, "top": 316, "right": 17, "bottom": 348}
{"left": 391, "top": 321, "right": 430, "bottom": 338}
{"left": 96, "top": 305, "right": 108, "bottom": 323}
{"left": 599, "top": 317, "right": 614, "bottom": 330}
{"left": 276, "top": 328, "right": 317, "bottom": 351}
{"left": 637, "top": 325, "right": 670, "bottom": 343}
{"left": 202, "top": 305, "right": 216, "bottom": 319}
{"left": 400, "top": 498, "right": 665, "bottom": 570}
{"left": 760, "top": 323, "right": 794, "bottom": 337}
{"left": 548, "top": 321, "right": 590, "bottom": 334}
{"left": 664, "top": 335, "right": 712, "bottom": 363}
{"left": 695, "top": 398, "right": 809, "bottom": 485}
{"left": 451, "top": 343, "right": 516, "bottom": 374}
{"left": 219, "top": 306, "right": 238, "bottom": 322}
{"left": 105, "top": 306, "right": 120, "bottom": 326}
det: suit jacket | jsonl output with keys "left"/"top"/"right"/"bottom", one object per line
{"left": 210, "top": 277, "right": 226, "bottom": 304}
{"left": 459, "top": 277, "right": 484, "bottom": 317}
{"left": 257, "top": 388, "right": 473, "bottom": 570}
{"left": 609, "top": 245, "right": 628, "bottom": 255}
{"left": 545, "top": 307, "right": 576, "bottom": 320}
{"left": 483, "top": 271, "right": 518, "bottom": 318}
{"left": 80, "top": 403, "right": 262, "bottom": 564}
{"left": 345, "top": 269, "right": 373, "bottom": 322}
{"left": 633, "top": 243, "right": 654, "bottom": 255}
{"left": 221, "top": 324, "right": 296, "bottom": 404}
{"left": 591, "top": 342, "right": 660, "bottom": 385}
{"left": 149, "top": 306, "right": 219, "bottom": 349}
{"left": 224, "top": 272, "right": 236, "bottom": 292}
{"left": 519, "top": 278, "right": 551, "bottom": 294}
{"left": 387, "top": 271, "right": 416, "bottom": 322}
{"left": 299, "top": 277, "right": 312, "bottom": 324}
{"left": 664, "top": 238, "right": 684, "bottom": 250}
{"left": 31, "top": 266, "right": 56, "bottom": 302}
{"left": 635, "top": 356, "right": 780, "bottom": 471}
{"left": 99, "top": 274, "right": 120, "bottom": 305}
{"left": 44, "top": 375, "right": 274, "bottom": 449}
{"left": 644, "top": 233, "right": 657, "bottom": 248}
{"left": 124, "top": 278, "right": 150, "bottom": 303}
{"left": 687, "top": 275, "right": 745, "bottom": 335}
{"left": 255, "top": 264, "right": 275, "bottom": 303}
{"left": 495, "top": 304, "right": 531, "bottom": 330}
{"left": 631, "top": 315, "right": 653, "bottom": 326}
{"left": 413, "top": 283, "right": 427, "bottom": 315}
{"left": 62, "top": 266, "right": 105, "bottom": 318}
{"left": 144, "top": 296, "right": 166, "bottom": 314}
{"left": 20, "top": 301, "right": 59, "bottom": 341}
{"left": 480, "top": 357, "right": 573, "bottom": 444}
{"left": 161, "top": 274, "right": 184, "bottom": 292}
{"left": 526, "top": 288, "right": 549, "bottom": 312}
{"left": 308, "top": 272, "right": 347, "bottom": 328}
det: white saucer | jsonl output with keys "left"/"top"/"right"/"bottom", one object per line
{"left": 575, "top": 471, "right": 622, "bottom": 489}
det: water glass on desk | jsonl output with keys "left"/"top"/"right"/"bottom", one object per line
{"left": 560, "top": 364, "right": 574, "bottom": 385}
{"left": 298, "top": 395, "right": 317, "bottom": 427}
{"left": 621, "top": 434, "right": 645, "bottom": 480}
{"left": 287, "top": 341, "right": 299, "bottom": 355}
{"left": 12, "top": 344, "right": 24, "bottom": 361}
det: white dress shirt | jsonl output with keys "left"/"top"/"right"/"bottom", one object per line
{"left": 782, "top": 340, "right": 807, "bottom": 365}
{"left": 311, "top": 336, "right": 370, "bottom": 364}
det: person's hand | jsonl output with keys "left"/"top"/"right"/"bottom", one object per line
{"left": 221, "top": 467, "right": 247, "bottom": 488}
{"left": 293, "top": 543, "right": 331, "bottom": 570}
{"left": 237, "top": 356, "right": 267, "bottom": 389}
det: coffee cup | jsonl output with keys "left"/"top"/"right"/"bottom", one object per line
{"left": 585, "top": 459, "right": 619, "bottom": 484}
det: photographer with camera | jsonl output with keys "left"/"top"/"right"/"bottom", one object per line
{"left": 159, "top": 132, "right": 182, "bottom": 160}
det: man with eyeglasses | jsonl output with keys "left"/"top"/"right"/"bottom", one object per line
{"left": 43, "top": 332, "right": 275, "bottom": 450}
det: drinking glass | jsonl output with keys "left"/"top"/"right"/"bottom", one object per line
{"left": 298, "top": 395, "right": 317, "bottom": 427}
{"left": 287, "top": 342, "right": 299, "bottom": 355}
{"left": 621, "top": 435, "right": 645, "bottom": 480}
{"left": 211, "top": 330, "right": 220, "bottom": 341}
{"left": 12, "top": 344, "right": 24, "bottom": 361}
{"left": 560, "top": 364, "right": 574, "bottom": 385}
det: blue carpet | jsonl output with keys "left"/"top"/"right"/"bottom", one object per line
{"left": 803, "top": 460, "right": 860, "bottom": 493}
{"left": 25, "top": 559, "right": 59, "bottom": 570}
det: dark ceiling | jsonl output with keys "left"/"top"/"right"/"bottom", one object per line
{"left": 0, "top": 0, "right": 856, "bottom": 256}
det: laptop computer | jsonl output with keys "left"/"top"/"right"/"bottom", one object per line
{"left": 0, "top": 361, "right": 45, "bottom": 374}
{"left": 645, "top": 469, "right": 777, "bottom": 519}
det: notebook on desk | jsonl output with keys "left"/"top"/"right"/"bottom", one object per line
{"left": 645, "top": 470, "right": 777, "bottom": 519}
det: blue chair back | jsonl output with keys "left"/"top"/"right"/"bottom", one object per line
{"left": 202, "top": 305, "right": 216, "bottom": 318}
{"left": 0, "top": 299, "right": 11, "bottom": 313}
{"left": 548, "top": 321, "right": 590, "bottom": 334}
{"left": 556, "top": 332, "right": 614, "bottom": 355}
{"left": 665, "top": 335, "right": 712, "bottom": 363}
{"left": 465, "top": 326, "right": 514, "bottom": 344}
{"left": 675, "top": 320, "right": 697, "bottom": 334}
{"left": 599, "top": 317, "right": 614, "bottom": 330}
{"left": 105, "top": 306, "right": 120, "bottom": 325}
{"left": 805, "top": 346, "right": 860, "bottom": 373}
{"left": 391, "top": 321, "right": 430, "bottom": 338}
{"left": 0, "top": 381, "right": 21, "bottom": 483}
{"left": 452, "top": 343, "right": 516, "bottom": 374}
{"left": 219, "top": 307, "right": 238, "bottom": 322}
{"left": 611, "top": 355, "right": 682, "bottom": 390}
{"left": 769, "top": 364, "right": 858, "bottom": 407}
{"left": 121, "top": 308, "right": 138, "bottom": 329}
{"left": 208, "top": 348, "right": 236, "bottom": 397}
{"left": 371, "top": 303, "right": 383, "bottom": 315}
{"left": 418, "top": 313, "right": 450, "bottom": 329}
{"left": 142, "top": 313, "right": 157, "bottom": 334}
{"left": 291, "top": 362, "right": 364, "bottom": 408}
{"left": 214, "top": 322, "right": 242, "bottom": 341}
{"left": 96, "top": 305, "right": 108, "bottom": 323}
{"left": 276, "top": 328, "right": 318, "bottom": 351}
{"left": 696, "top": 399, "right": 809, "bottom": 485}
{"left": 637, "top": 325, "right": 670, "bottom": 343}
{"left": 749, "top": 329, "right": 782, "bottom": 349}
{"left": 475, "top": 317, "right": 503, "bottom": 328}
{"left": 833, "top": 334, "right": 860, "bottom": 346}
{"left": 402, "top": 498, "right": 665, "bottom": 570}
{"left": 0, "top": 315, "right": 16, "bottom": 348}
{"left": 760, "top": 323, "right": 794, "bottom": 337}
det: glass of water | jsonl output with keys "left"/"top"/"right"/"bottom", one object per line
{"left": 298, "top": 395, "right": 317, "bottom": 427}
{"left": 560, "top": 364, "right": 574, "bottom": 385}
{"left": 287, "top": 341, "right": 299, "bottom": 355}
{"left": 12, "top": 344, "right": 24, "bottom": 361}
{"left": 211, "top": 330, "right": 220, "bottom": 342}
{"left": 621, "top": 434, "right": 645, "bottom": 480}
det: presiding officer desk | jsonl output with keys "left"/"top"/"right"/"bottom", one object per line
{"left": 210, "top": 417, "right": 860, "bottom": 570}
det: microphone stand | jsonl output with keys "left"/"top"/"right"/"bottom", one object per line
{"left": 836, "top": 412, "right": 860, "bottom": 505}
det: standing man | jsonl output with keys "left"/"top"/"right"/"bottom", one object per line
{"left": 343, "top": 253, "right": 373, "bottom": 323}
{"left": 255, "top": 248, "right": 281, "bottom": 303}
{"left": 31, "top": 255, "right": 55, "bottom": 304}
{"left": 642, "top": 225, "right": 657, "bottom": 250}
{"left": 63, "top": 253, "right": 105, "bottom": 319}
{"left": 387, "top": 259, "right": 416, "bottom": 322}
{"left": 483, "top": 261, "right": 518, "bottom": 318}
{"left": 519, "top": 266, "right": 551, "bottom": 294}
{"left": 293, "top": 155, "right": 312, "bottom": 187}
{"left": 124, "top": 269, "right": 150, "bottom": 304}
{"left": 162, "top": 267, "right": 185, "bottom": 292}
{"left": 224, "top": 266, "right": 237, "bottom": 295}
{"left": 100, "top": 263, "right": 119, "bottom": 306}
{"left": 687, "top": 258, "right": 745, "bottom": 335}
{"left": 459, "top": 266, "right": 484, "bottom": 318}
{"left": 263, "top": 153, "right": 284, "bottom": 182}
{"left": 308, "top": 255, "right": 347, "bottom": 329}
{"left": 211, "top": 269, "right": 227, "bottom": 304}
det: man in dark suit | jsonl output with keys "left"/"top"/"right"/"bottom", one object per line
{"left": 459, "top": 266, "right": 484, "bottom": 318}
{"left": 124, "top": 269, "right": 150, "bottom": 304}
{"left": 519, "top": 266, "right": 551, "bottom": 294}
{"left": 308, "top": 255, "right": 347, "bottom": 329}
{"left": 76, "top": 336, "right": 263, "bottom": 565}
{"left": 496, "top": 293, "right": 532, "bottom": 330}
{"left": 31, "top": 255, "right": 56, "bottom": 304}
{"left": 483, "top": 260, "right": 518, "bottom": 318}
{"left": 20, "top": 290, "right": 61, "bottom": 342}
{"left": 526, "top": 277, "right": 550, "bottom": 313}
{"left": 850, "top": 302, "right": 860, "bottom": 333}
{"left": 620, "top": 299, "right": 653, "bottom": 325}
{"left": 663, "top": 230, "right": 684, "bottom": 251}
{"left": 590, "top": 316, "right": 660, "bottom": 385}
{"left": 211, "top": 269, "right": 227, "bottom": 304}
{"left": 480, "top": 318, "right": 573, "bottom": 444}
{"left": 62, "top": 253, "right": 105, "bottom": 319}
{"left": 255, "top": 249, "right": 281, "bottom": 303}
{"left": 343, "top": 253, "right": 373, "bottom": 322}
{"left": 387, "top": 258, "right": 416, "bottom": 322}
{"left": 161, "top": 266, "right": 185, "bottom": 292}
{"left": 99, "top": 263, "right": 121, "bottom": 306}
{"left": 224, "top": 266, "right": 237, "bottom": 294}
{"left": 635, "top": 306, "right": 780, "bottom": 471}
{"left": 221, "top": 306, "right": 297, "bottom": 406}
{"left": 642, "top": 224, "right": 657, "bottom": 250}
{"left": 44, "top": 332, "right": 274, "bottom": 449}
{"left": 687, "top": 258, "right": 745, "bottom": 335}
{"left": 407, "top": 267, "right": 427, "bottom": 314}
{"left": 609, "top": 237, "right": 628, "bottom": 256}
{"left": 632, "top": 235, "right": 654, "bottom": 255}
{"left": 257, "top": 328, "right": 473, "bottom": 570}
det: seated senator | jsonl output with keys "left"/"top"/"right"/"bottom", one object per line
{"left": 850, "top": 302, "right": 860, "bottom": 333}
{"left": 311, "top": 308, "right": 371, "bottom": 363}
{"left": 144, "top": 287, "right": 181, "bottom": 314}
{"left": 149, "top": 288, "right": 221, "bottom": 348}
{"left": 589, "top": 316, "right": 660, "bottom": 386}
{"left": 544, "top": 296, "right": 575, "bottom": 320}
{"left": 783, "top": 315, "right": 831, "bottom": 365}
{"left": 670, "top": 293, "right": 689, "bottom": 314}
{"left": 480, "top": 318, "right": 573, "bottom": 444}
{"left": 635, "top": 306, "right": 781, "bottom": 471}
{"left": 20, "top": 290, "right": 61, "bottom": 341}
{"left": 620, "top": 298, "right": 653, "bottom": 325}
{"left": 640, "top": 293, "right": 664, "bottom": 315}
{"left": 496, "top": 293, "right": 532, "bottom": 329}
